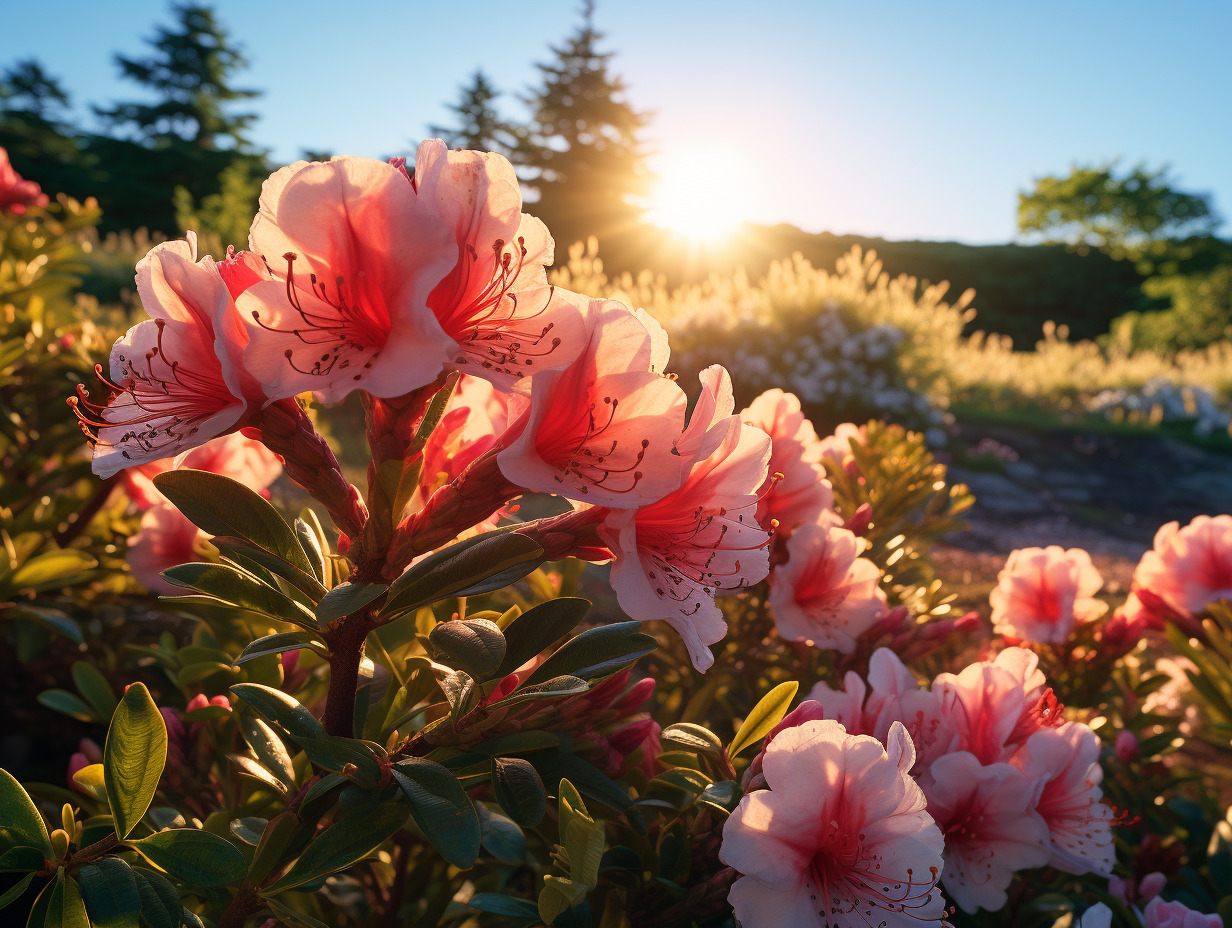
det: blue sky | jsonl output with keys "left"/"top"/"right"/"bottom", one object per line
{"left": 5, "top": 0, "right": 1230, "bottom": 243}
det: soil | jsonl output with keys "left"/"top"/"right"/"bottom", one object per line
{"left": 932, "top": 423, "right": 1232, "bottom": 613}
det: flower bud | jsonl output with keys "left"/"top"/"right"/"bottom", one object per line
{"left": 1115, "top": 730, "right": 1140, "bottom": 763}
{"left": 1139, "top": 871, "right": 1166, "bottom": 902}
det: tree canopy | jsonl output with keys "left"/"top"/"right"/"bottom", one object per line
{"left": 429, "top": 70, "right": 528, "bottom": 161}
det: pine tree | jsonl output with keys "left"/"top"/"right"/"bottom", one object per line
{"left": 95, "top": 2, "right": 258, "bottom": 150}
{"left": 523, "top": 0, "right": 650, "bottom": 248}
{"left": 0, "top": 60, "right": 71, "bottom": 127}
{"left": 429, "top": 70, "right": 528, "bottom": 159}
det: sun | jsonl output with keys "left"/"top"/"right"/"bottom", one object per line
{"left": 644, "top": 145, "right": 752, "bottom": 244}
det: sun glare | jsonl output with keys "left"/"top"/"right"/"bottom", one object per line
{"left": 645, "top": 146, "right": 752, "bottom": 244}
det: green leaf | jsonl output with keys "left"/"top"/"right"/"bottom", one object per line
{"left": 0, "top": 767, "right": 52, "bottom": 857}
{"left": 476, "top": 803, "right": 526, "bottom": 863}
{"left": 495, "top": 598, "right": 590, "bottom": 678}
{"left": 429, "top": 619, "right": 506, "bottom": 680}
{"left": 294, "top": 515, "right": 329, "bottom": 584}
{"left": 524, "top": 622, "right": 657, "bottom": 686}
{"left": 152, "top": 470, "right": 313, "bottom": 574}
{"left": 214, "top": 535, "right": 329, "bottom": 599}
{"left": 128, "top": 830, "right": 246, "bottom": 887}
{"left": 539, "top": 875, "right": 586, "bottom": 926}
{"left": 230, "top": 684, "right": 378, "bottom": 777}
{"left": 697, "top": 781, "right": 741, "bottom": 815}
{"left": 468, "top": 893, "right": 540, "bottom": 919}
{"left": 70, "top": 662, "right": 117, "bottom": 720}
{"left": 43, "top": 871, "right": 89, "bottom": 928}
{"left": 268, "top": 803, "right": 406, "bottom": 892}
{"left": 0, "top": 871, "right": 35, "bottom": 911}
{"left": 248, "top": 812, "right": 299, "bottom": 885}
{"left": 486, "top": 676, "right": 590, "bottom": 712}
{"left": 235, "top": 631, "right": 325, "bottom": 667}
{"left": 227, "top": 754, "right": 290, "bottom": 795}
{"left": 36, "top": 689, "right": 94, "bottom": 722}
{"left": 727, "top": 681, "right": 798, "bottom": 759}
{"left": 0, "top": 846, "right": 44, "bottom": 873}
{"left": 660, "top": 723, "right": 724, "bottom": 756}
{"left": 315, "top": 581, "right": 387, "bottom": 626}
{"left": 162, "top": 562, "right": 315, "bottom": 626}
{"left": 392, "top": 758, "right": 481, "bottom": 869}
{"left": 266, "top": 898, "right": 332, "bottom": 928}
{"left": 383, "top": 532, "right": 545, "bottom": 618}
{"left": 491, "top": 758, "right": 546, "bottom": 827}
{"left": 238, "top": 716, "right": 297, "bottom": 790}
{"left": 77, "top": 858, "right": 140, "bottom": 928}
{"left": 9, "top": 549, "right": 96, "bottom": 593}
{"left": 557, "top": 779, "right": 603, "bottom": 889}
{"left": 131, "top": 868, "right": 180, "bottom": 928}
{"left": 103, "top": 682, "right": 168, "bottom": 840}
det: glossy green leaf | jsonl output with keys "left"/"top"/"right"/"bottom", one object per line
{"left": 268, "top": 802, "right": 406, "bottom": 892}
{"left": 248, "top": 812, "right": 299, "bottom": 885}
{"left": 293, "top": 515, "right": 329, "bottom": 584}
{"left": 43, "top": 871, "right": 89, "bottom": 928}
{"left": 103, "top": 682, "right": 168, "bottom": 839}
{"left": 238, "top": 715, "right": 296, "bottom": 790}
{"left": 0, "top": 846, "right": 44, "bottom": 873}
{"left": 392, "top": 758, "right": 481, "bottom": 869}
{"left": 152, "top": 470, "right": 313, "bottom": 574}
{"left": 77, "top": 858, "right": 140, "bottom": 928}
{"left": 0, "top": 871, "right": 34, "bottom": 911}
{"left": 315, "top": 581, "right": 387, "bottom": 626}
{"left": 9, "top": 549, "right": 96, "bottom": 593}
{"left": 235, "top": 631, "right": 325, "bottom": 667}
{"left": 429, "top": 619, "right": 506, "bottom": 680}
{"left": 266, "top": 898, "right": 331, "bottom": 928}
{"left": 491, "top": 758, "right": 546, "bottom": 827}
{"left": 727, "top": 680, "right": 798, "bottom": 759}
{"left": 162, "top": 562, "right": 315, "bottom": 625}
{"left": 468, "top": 893, "right": 540, "bottom": 919}
{"left": 557, "top": 779, "right": 603, "bottom": 889}
{"left": 231, "top": 684, "right": 378, "bottom": 778}
{"left": 131, "top": 868, "right": 181, "bottom": 928}
{"left": 524, "top": 622, "right": 657, "bottom": 685}
{"left": 660, "top": 722, "right": 724, "bottom": 756}
{"left": 35, "top": 689, "right": 94, "bottom": 722}
{"left": 476, "top": 803, "right": 526, "bottom": 863}
{"left": 383, "top": 531, "right": 545, "bottom": 617}
{"left": 70, "top": 662, "right": 117, "bottom": 720}
{"left": 0, "top": 767, "right": 52, "bottom": 856}
{"left": 486, "top": 675, "right": 590, "bottom": 712}
{"left": 538, "top": 875, "right": 586, "bottom": 926}
{"left": 128, "top": 829, "right": 246, "bottom": 887}
{"left": 495, "top": 597, "right": 590, "bottom": 677}
{"left": 227, "top": 754, "right": 290, "bottom": 795}
{"left": 213, "top": 536, "right": 329, "bottom": 601}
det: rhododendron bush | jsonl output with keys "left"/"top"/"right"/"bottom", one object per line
{"left": 3, "top": 143, "right": 1232, "bottom": 928}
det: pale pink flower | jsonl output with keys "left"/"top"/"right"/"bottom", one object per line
{"left": 740, "top": 389, "right": 834, "bottom": 537}
{"left": 238, "top": 155, "right": 459, "bottom": 403}
{"left": 411, "top": 140, "right": 589, "bottom": 390}
{"left": 497, "top": 299, "right": 687, "bottom": 508}
{"left": 1130, "top": 515, "right": 1232, "bottom": 620}
{"left": 1143, "top": 898, "right": 1224, "bottom": 928}
{"left": 768, "top": 516, "right": 887, "bottom": 651}
{"left": 989, "top": 545, "right": 1106, "bottom": 643}
{"left": 0, "top": 146, "right": 49, "bottom": 214}
{"left": 1013, "top": 723, "right": 1115, "bottom": 876}
{"left": 598, "top": 366, "right": 771, "bottom": 670}
{"left": 73, "top": 235, "right": 260, "bottom": 478}
{"left": 817, "top": 422, "right": 866, "bottom": 473}
{"left": 721, "top": 719, "right": 947, "bottom": 927}
{"left": 923, "top": 751, "right": 1050, "bottom": 913}
{"left": 127, "top": 500, "right": 206, "bottom": 594}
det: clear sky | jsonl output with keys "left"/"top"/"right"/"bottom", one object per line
{"left": 4, "top": 0, "right": 1230, "bottom": 243}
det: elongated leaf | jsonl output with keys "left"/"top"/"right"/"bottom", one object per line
{"left": 294, "top": 516, "right": 329, "bottom": 584}
{"left": 468, "top": 893, "right": 540, "bottom": 919}
{"left": 44, "top": 870, "right": 89, "bottom": 928}
{"left": 228, "top": 754, "right": 290, "bottom": 795}
{"left": 268, "top": 803, "right": 406, "bottom": 892}
{"left": 239, "top": 716, "right": 296, "bottom": 789}
{"left": 0, "top": 871, "right": 34, "bottom": 911}
{"left": 0, "top": 768, "right": 52, "bottom": 856}
{"left": 235, "top": 631, "right": 325, "bottom": 667}
{"left": 162, "top": 563, "right": 314, "bottom": 625}
{"left": 495, "top": 598, "right": 590, "bottom": 677}
{"left": 487, "top": 676, "right": 590, "bottom": 711}
{"left": 491, "top": 758, "right": 546, "bottom": 827}
{"left": 429, "top": 619, "right": 506, "bottom": 680}
{"left": 0, "top": 846, "right": 44, "bottom": 872}
{"left": 248, "top": 812, "right": 299, "bottom": 884}
{"left": 383, "top": 532, "right": 545, "bottom": 617}
{"left": 153, "top": 470, "right": 313, "bottom": 574}
{"left": 476, "top": 803, "right": 526, "bottom": 863}
{"left": 558, "top": 779, "right": 603, "bottom": 889}
{"left": 392, "top": 758, "right": 481, "bottom": 868}
{"left": 103, "top": 682, "right": 168, "bottom": 839}
{"left": 539, "top": 875, "right": 586, "bottom": 926}
{"left": 315, "top": 581, "right": 387, "bottom": 626}
{"left": 77, "top": 858, "right": 140, "bottom": 928}
{"left": 131, "top": 868, "right": 180, "bottom": 928}
{"left": 10, "top": 549, "right": 96, "bottom": 593}
{"left": 524, "top": 622, "right": 657, "bottom": 686}
{"left": 213, "top": 536, "right": 329, "bottom": 601}
{"left": 36, "top": 689, "right": 94, "bottom": 722}
{"left": 128, "top": 830, "right": 246, "bottom": 887}
{"left": 660, "top": 723, "right": 724, "bottom": 756}
{"left": 70, "top": 662, "right": 117, "bottom": 720}
{"left": 266, "top": 898, "right": 332, "bottom": 928}
{"left": 728, "top": 681, "right": 798, "bottom": 759}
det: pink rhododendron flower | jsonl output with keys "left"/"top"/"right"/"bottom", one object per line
{"left": 740, "top": 388, "right": 834, "bottom": 537}
{"left": 238, "top": 155, "right": 458, "bottom": 403}
{"left": 817, "top": 422, "right": 865, "bottom": 472}
{"left": 923, "top": 751, "right": 1050, "bottom": 913}
{"left": 1129, "top": 514, "right": 1232, "bottom": 620}
{"left": 127, "top": 499, "right": 206, "bottom": 594}
{"left": 721, "top": 719, "right": 947, "bottom": 927}
{"left": 73, "top": 235, "right": 260, "bottom": 477}
{"left": 598, "top": 366, "right": 771, "bottom": 670}
{"left": 989, "top": 545, "right": 1106, "bottom": 643}
{"left": 768, "top": 515, "right": 887, "bottom": 651}
{"left": 0, "top": 146, "right": 49, "bottom": 214}
{"left": 411, "top": 140, "right": 589, "bottom": 390}
{"left": 1143, "top": 897, "right": 1224, "bottom": 928}
{"left": 1014, "top": 723, "right": 1115, "bottom": 876}
{"left": 419, "top": 375, "right": 511, "bottom": 494}
{"left": 498, "top": 299, "right": 687, "bottom": 507}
